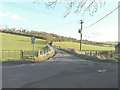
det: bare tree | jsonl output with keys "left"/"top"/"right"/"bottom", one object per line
{"left": 33, "top": 0, "right": 105, "bottom": 17}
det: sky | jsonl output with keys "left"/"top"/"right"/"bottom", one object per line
{"left": 0, "top": 0, "right": 119, "bottom": 42}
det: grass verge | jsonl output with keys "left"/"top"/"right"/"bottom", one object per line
{"left": 32, "top": 50, "right": 56, "bottom": 62}
{"left": 2, "top": 50, "right": 56, "bottom": 63}
{"left": 59, "top": 48, "right": 118, "bottom": 63}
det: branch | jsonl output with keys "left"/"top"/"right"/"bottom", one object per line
{"left": 45, "top": 0, "right": 57, "bottom": 9}
{"left": 33, "top": 0, "right": 106, "bottom": 17}
{"left": 74, "top": 0, "right": 87, "bottom": 14}
{"left": 64, "top": 1, "right": 76, "bottom": 17}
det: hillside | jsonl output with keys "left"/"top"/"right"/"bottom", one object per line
{"left": 54, "top": 42, "right": 115, "bottom": 51}
{"left": 0, "top": 28, "right": 117, "bottom": 47}
{"left": 1, "top": 33, "right": 47, "bottom": 50}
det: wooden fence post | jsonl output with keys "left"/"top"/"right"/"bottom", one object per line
{"left": 110, "top": 51, "right": 113, "bottom": 58}
{"left": 95, "top": 51, "right": 97, "bottom": 56}
{"left": 21, "top": 50, "right": 24, "bottom": 60}
{"left": 90, "top": 51, "right": 92, "bottom": 56}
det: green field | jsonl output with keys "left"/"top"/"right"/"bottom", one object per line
{"left": 0, "top": 33, "right": 47, "bottom": 61}
{"left": 54, "top": 42, "right": 115, "bottom": 51}
{"left": 1, "top": 33, "right": 47, "bottom": 50}
{"left": 1, "top": 33, "right": 115, "bottom": 51}
{"left": 0, "top": 33, "right": 116, "bottom": 61}
{"left": 101, "top": 41, "right": 117, "bottom": 45}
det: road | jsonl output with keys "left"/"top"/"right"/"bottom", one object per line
{"left": 2, "top": 49, "right": 118, "bottom": 88}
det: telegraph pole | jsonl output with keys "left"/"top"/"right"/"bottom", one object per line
{"left": 78, "top": 20, "right": 84, "bottom": 51}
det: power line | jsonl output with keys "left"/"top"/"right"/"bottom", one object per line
{"left": 84, "top": 5, "right": 120, "bottom": 29}
{"left": 46, "top": 5, "right": 120, "bottom": 30}
{"left": 6, "top": 2, "right": 120, "bottom": 32}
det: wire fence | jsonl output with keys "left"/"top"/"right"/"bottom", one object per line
{"left": 0, "top": 45, "right": 54, "bottom": 61}
{"left": 0, "top": 50, "right": 21, "bottom": 61}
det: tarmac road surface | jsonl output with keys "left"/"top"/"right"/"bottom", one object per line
{"left": 2, "top": 49, "right": 118, "bottom": 88}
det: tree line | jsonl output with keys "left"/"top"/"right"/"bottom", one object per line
{"left": 0, "top": 27, "right": 116, "bottom": 47}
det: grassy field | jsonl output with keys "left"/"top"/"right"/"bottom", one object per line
{"left": 54, "top": 42, "right": 115, "bottom": 51}
{"left": 0, "top": 33, "right": 116, "bottom": 61}
{"left": 102, "top": 41, "right": 117, "bottom": 45}
{"left": 0, "top": 33, "right": 47, "bottom": 61}
{"left": 1, "top": 32, "right": 115, "bottom": 51}
{"left": 1, "top": 33, "right": 47, "bottom": 51}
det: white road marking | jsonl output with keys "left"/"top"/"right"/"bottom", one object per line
{"left": 97, "top": 69, "right": 107, "bottom": 73}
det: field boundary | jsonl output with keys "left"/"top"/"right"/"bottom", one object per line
{"left": 55, "top": 47, "right": 118, "bottom": 63}
{"left": 1, "top": 45, "right": 56, "bottom": 62}
{"left": 32, "top": 44, "right": 56, "bottom": 62}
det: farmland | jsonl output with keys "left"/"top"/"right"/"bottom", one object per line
{"left": 1, "top": 32, "right": 115, "bottom": 51}
{"left": 1, "top": 33, "right": 47, "bottom": 51}
{"left": 0, "top": 33, "right": 47, "bottom": 61}
{"left": 0, "top": 32, "right": 116, "bottom": 61}
{"left": 54, "top": 42, "right": 115, "bottom": 51}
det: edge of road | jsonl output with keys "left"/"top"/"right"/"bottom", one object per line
{"left": 57, "top": 48, "right": 118, "bottom": 64}
{"left": 2, "top": 47, "right": 118, "bottom": 66}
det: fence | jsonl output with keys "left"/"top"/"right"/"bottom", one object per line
{"left": 78, "top": 50, "right": 116, "bottom": 59}
{"left": 0, "top": 50, "right": 21, "bottom": 61}
{"left": 38, "top": 45, "right": 54, "bottom": 56}
{"left": 0, "top": 45, "right": 54, "bottom": 61}
{"left": 56, "top": 46, "right": 118, "bottom": 60}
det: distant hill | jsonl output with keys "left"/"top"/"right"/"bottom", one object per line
{"left": 0, "top": 28, "right": 117, "bottom": 47}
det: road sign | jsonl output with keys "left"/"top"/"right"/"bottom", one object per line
{"left": 31, "top": 36, "right": 35, "bottom": 44}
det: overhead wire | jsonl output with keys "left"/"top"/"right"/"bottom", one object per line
{"left": 82, "top": 5, "right": 120, "bottom": 40}
{"left": 84, "top": 5, "right": 120, "bottom": 29}
{"left": 4, "top": 2, "right": 120, "bottom": 40}
{"left": 5, "top": 1, "right": 120, "bottom": 29}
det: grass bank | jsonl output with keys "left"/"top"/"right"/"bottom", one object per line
{"left": 32, "top": 50, "right": 56, "bottom": 62}
{"left": 54, "top": 42, "right": 114, "bottom": 51}
{"left": 1, "top": 33, "right": 47, "bottom": 51}
{"left": 59, "top": 48, "right": 118, "bottom": 63}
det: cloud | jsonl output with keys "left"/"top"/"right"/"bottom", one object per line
{"left": 11, "top": 13, "right": 26, "bottom": 21}
{"left": 84, "top": 22, "right": 118, "bottom": 42}
{"left": 0, "top": 12, "right": 9, "bottom": 18}
{"left": 0, "top": 12, "right": 26, "bottom": 21}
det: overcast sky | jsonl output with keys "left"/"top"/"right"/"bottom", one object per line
{"left": 0, "top": 0, "right": 119, "bottom": 42}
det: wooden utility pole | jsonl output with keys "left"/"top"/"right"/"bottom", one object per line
{"left": 78, "top": 20, "right": 84, "bottom": 51}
